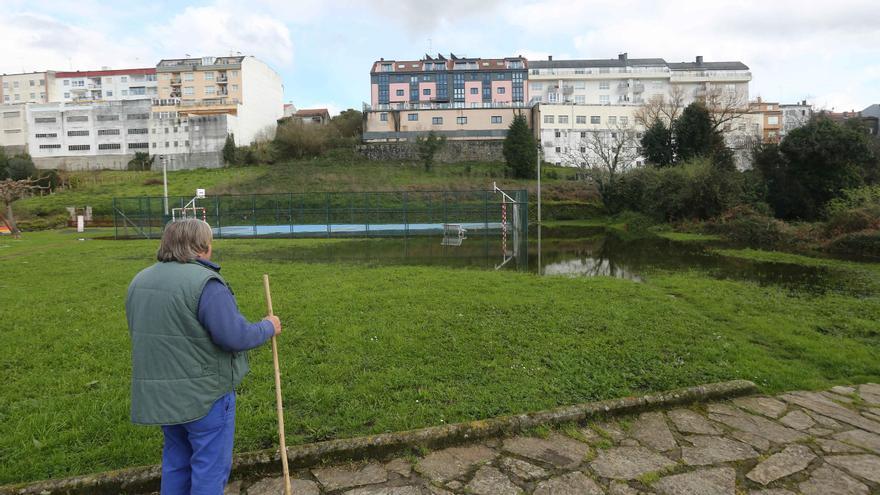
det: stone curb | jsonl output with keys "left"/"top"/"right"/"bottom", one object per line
{"left": 1, "top": 379, "right": 756, "bottom": 495}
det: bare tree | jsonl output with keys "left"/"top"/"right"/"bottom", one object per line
{"left": 0, "top": 178, "right": 45, "bottom": 238}
{"left": 700, "top": 85, "right": 748, "bottom": 132}
{"left": 634, "top": 85, "right": 686, "bottom": 127}
{"left": 563, "top": 123, "right": 641, "bottom": 205}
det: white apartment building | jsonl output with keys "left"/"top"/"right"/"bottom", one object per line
{"left": 780, "top": 100, "right": 813, "bottom": 139}
{"left": 1, "top": 104, "right": 28, "bottom": 153}
{"left": 26, "top": 99, "right": 153, "bottom": 170}
{"left": 0, "top": 72, "right": 57, "bottom": 104}
{"left": 54, "top": 68, "right": 158, "bottom": 103}
{"left": 148, "top": 112, "right": 230, "bottom": 169}
{"left": 530, "top": 54, "right": 752, "bottom": 166}
{"left": 153, "top": 55, "right": 283, "bottom": 145}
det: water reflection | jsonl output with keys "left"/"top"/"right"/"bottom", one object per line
{"left": 541, "top": 258, "right": 644, "bottom": 282}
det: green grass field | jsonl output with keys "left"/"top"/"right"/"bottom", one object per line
{"left": 14, "top": 159, "right": 588, "bottom": 226}
{"left": 1, "top": 229, "right": 878, "bottom": 484}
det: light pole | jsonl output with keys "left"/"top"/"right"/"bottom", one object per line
{"left": 160, "top": 155, "right": 169, "bottom": 216}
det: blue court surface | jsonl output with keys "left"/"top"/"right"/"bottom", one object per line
{"left": 213, "top": 222, "right": 505, "bottom": 237}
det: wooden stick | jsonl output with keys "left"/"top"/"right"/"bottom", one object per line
{"left": 263, "top": 274, "right": 292, "bottom": 495}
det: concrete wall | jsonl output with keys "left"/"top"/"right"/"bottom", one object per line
{"left": 148, "top": 113, "right": 228, "bottom": 170}
{"left": 237, "top": 57, "right": 283, "bottom": 144}
{"left": 358, "top": 139, "right": 505, "bottom": 162}
{"left": 34, "top": 154, "right": 134, "bottom": 171}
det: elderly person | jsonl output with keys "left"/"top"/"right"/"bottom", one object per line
{"left": 125, "top": 218, "right": 281, "bottom": 494}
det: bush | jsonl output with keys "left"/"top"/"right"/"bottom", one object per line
{"left": 825, "top": 230, "right": 880, "bottom": 258}
{"left": 7, "top": 154, "right": 37, "bottom": 180}
{"left": 705, "top": 205, "right": 791, "bottom": 248}
{"left": 274, "top": 121, "right": 340, "bottom": 159}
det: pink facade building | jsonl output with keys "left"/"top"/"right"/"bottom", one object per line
{"left": 369, "top": 53, "right": 528, "bottom": 110}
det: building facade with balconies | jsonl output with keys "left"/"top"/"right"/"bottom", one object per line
{"left": 365, "top": 53, "right": 529, "bottom": 141}
{"left": 26, "top": 99, "right": 153, "bottom": 170}
{"left": 153, "top": 55, "right": 283, "bottom": 147}
{"left": 54, "top": 68, "right": 157, "bottom": 103}
{"left": 0, "top": 72, "right": 57, "bottom": 104}
{"left": 749, "top": 98, "right": 783, "bottom": 143}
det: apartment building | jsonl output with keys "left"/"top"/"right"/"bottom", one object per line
{"left": 152, "top": 55, "right": 283, "bottom": 145}
{"left": 0, "top": 71, "right": 57, "bottom": 104}
{"left": 148, "top": 113, "right": 230, "bottom": 169}
{"left": 364, "top": 53, "right": 528, "bottom": 141}
{"left": 749, "top": 98, "right": 783, "bottom": 143}
{"left": 26, "top": 99, "right": 153, "bottom": 170}
{"left": 54, "top": 68, "right": 157, "bottom": 103}
{"left": 780, "top": 100, "right": 812, "bottom": 139}
{"left": 1, "top": 104, "right": 28, "bottom": 153}
{"left": 536, "top": 104, "right": 639, "bottom": 164}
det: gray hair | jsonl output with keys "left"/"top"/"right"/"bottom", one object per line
{"left": 156, "top": 219, "right": 213, "bottom": 262}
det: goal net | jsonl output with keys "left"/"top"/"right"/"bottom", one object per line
{"left": 171, "top": 207, "right": 207, "bottom": 222}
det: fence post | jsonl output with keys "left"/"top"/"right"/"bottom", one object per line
{"left": 113, "top": 197, "right": 118, "bottom": 240}
{"left": 252, "top": 195, "right": 257, "bottom": 237}
{"left": 403, "top": 191, "right": 408, "bottom": 238}
{"left": 326, "top": 192, "right": 331, "bottom": 237}
{"left": 365, "top": 191, "right": 370, "bottom": 238}
{"left": 443, "top": 191, "right": 448, "bottom": 230}
{"left": 288, "top": 192, "right": 294, "bottom": 238}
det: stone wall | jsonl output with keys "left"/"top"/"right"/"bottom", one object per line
{"left": 34, "top": 154, "right": 134, "bottom": 171}
{"left": 358, "top": 139, "right": 505, "bottom": 163}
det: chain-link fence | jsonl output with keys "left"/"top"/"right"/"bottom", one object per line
{"left": 113, "top": 189, "right": 528, "bottom": 242}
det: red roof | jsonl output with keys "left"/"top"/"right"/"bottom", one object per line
{"left": 295, "top": 108, "right": 330, "bottom": 117}
{"left": 55, "top": 68, "right": 156, "bottom": 78}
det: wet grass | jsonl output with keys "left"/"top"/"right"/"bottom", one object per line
{"left": 0, "top": 230, "right": 878, "bottom": 484}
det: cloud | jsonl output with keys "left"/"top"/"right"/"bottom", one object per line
{"left": 153, "top": 5, "right": 294, "bottom": 68}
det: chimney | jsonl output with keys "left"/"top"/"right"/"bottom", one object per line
{"left": 548, "top": 55, "right": 553, "bottom": 61}
{"left": 618, "top": 53, "right": 628, "bottom": 62}
{"left": 380, "top": 57, "right": 384, "bottom": 61}
{"left": 802, "top": 100, "right": 807, "bottom": 106}
{"left": 696, "top": 55, "right": 704, "bottom": 65}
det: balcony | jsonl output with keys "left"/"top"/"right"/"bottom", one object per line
{"left": 217, "top": 75, "right": 228, "bottom": 83}
{"left": 170, "top": 78, "right": 182, "bottom": 85}
{"left": 618, "top": 82, "right": 629, "bottom": 89}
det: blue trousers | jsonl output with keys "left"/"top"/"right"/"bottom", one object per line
{"left": 161, "top": 392, "right": 236, "bottom": 495}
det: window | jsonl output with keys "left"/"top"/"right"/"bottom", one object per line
{"left": 581, "top": 131, "right": 587, "bottom": 138}
{"left": 558, "top": 115, "right": 569, "bottom": 124}
{"left": 183, "top": 73, "right": 194, "bottom": 81}
{"left": 29, "top": 80, "right": 35, "bottom": 86}
{"left": 491, "top": 116, "right": 502, "bottom": 124}
{"left": 98, "top": 143, "right": 121, "bottom": 150}
{"left": 67, "top": 130, "right": 89, "bottom": 136}
{"left": 63, "top": 80, "right": 69, "bottom": 86}
{"left": 530, "top": 82, "right": 543, "bottom": 91}
{"left": 35, "top": 117, "right": 56, "bottom": 123}
{"left": 470, "top": 87, "right": 479, "bottom": 95}
{"left": 205, "top": 86, "right": 215, "bottom": 95}
{"left": 608, "top": 116, "right": 617, "bottom": 125}
{"left": 183, "top": 87, "right": 194, "bottom": 96}
{"left": 35, "top": 133, "right": 57, "bottom": 138}
{"left": 555, "top": 147, "right": 561, "bottom": 153}
{"left": 120, "top": 76, "right": 128, "bottom": 82}
{"left": 497, "top": 87, "right": 506, "bottom": 94}
{"left": 205, "top": 72, "right": 214, "bottom": 80}
{"left": 574, "top": 81, "right": 586, "bottom": 90}
{"left": 2, "top": 111, "right": 20, "bottom": 118}
{"left": 13, "top": 81, "right": 19, "bottom": 88}
{"left": 576, "top": 116, "right": 587, "bottom": 124}
{"left": 174, "top": 141, "right": 179, "bottom": 147}
{"left": 456, "top": 116, "right": 467, "bottom": 124}
{"left": 39, "top": 144, "right": 61, "bottom": 150}
{"left": 407, "top": 113, "right": 418, "bottom": 121}
{"left": 380, "top": 113, "right": 388, "bottom": 122}
{"left": 423, "top": 88, "right": 431, "bottom": 96}
{"left": 554, "top": 130, "right": 561, "bottom": 138}
{"left": 128, "top": 142, "right": 149, "bottom": 149}
{"left": 768, "top": 116, "right": 779, "bottom": 125}
{"left": 544, "top": 115, "right": 554, "bottom": 124}
{"left": 396, "top": 89, "right": 405, "bottom": 96}
{"left": 127, "top": 113, "right": 149, "bottom": 120}
{"left": 231, "top": 85, "right": 238, "bottom": 92}
{"left": 152, "top": 142, "right": 157, "bottom": 148}
{"left": 128, "top": 128, "right": 148, "bottom": 134}
{"left": 67, "top": 116, "right": 88, "bottom": 122}
{"left": 599, "top": 95, "right": 610, "bottom": 105}
{"left": 432, "top": 117, "right": 443, "bottom": 125}
{"left": 130, "top": 87, "right": 146, "bottom": 96}
{"left": 29, "top": 93, "right": 36, "bottom": 99}
{"left": 97, "top": 129, "right": 120, "bottom": 136}
{"left": 591, "top": 116, "right": 601, "bottom": 124}
{"left": 97, "top": 115, "right": 119, "bottom": 121}
{"left": 121, "top": 90, "right": 128, "bottom": 96}
{"left": 599, "top": 81, "right": 610, "bottom": 90}
{"left": 68, "top": 145, "right": 90, "bottom": 151}
{"left": 619, "top": 116, "right": 628, "bottom": 125}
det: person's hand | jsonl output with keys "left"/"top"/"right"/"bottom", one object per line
{"left": 265, "top": 315, "right": 281, "bottom": 336}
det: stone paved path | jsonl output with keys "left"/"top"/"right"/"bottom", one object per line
{"left": 229, "top": 384, "right": 880, "bottom": 495}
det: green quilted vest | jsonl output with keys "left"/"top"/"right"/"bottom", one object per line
{"left": 125, "top": 261, "right": 249, "bottom": 425}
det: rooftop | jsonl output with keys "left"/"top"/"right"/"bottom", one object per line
{"left": 55, "top": 68, "right": 156, "bottom": 78}
{"left": 371, "top": 53, "right": 527, "bottom": 74}
{"left": 157, "top": 56, "right": 245, "bottom": 69}
{"left": 294, "top": 108, "right": 330, "bottom": 117}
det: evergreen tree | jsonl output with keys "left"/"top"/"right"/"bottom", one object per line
{"left": 502, "top": 114, "right": 537, "bottom": 179}
{"left": 416, "top": 131, "right": 446, "bottom": 172}
{"left": 673, "top": 102, "right": 716, "bottom": 162}
{"left": 640, "top": 120, "right": 674, "bottom": 167}
{"left": 0, "top": 147, "right": 8, "bottom": 179}
{"left": 223, "top": 133, "right": 237, "bottom": 165}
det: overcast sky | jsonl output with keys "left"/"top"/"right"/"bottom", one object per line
{"left": 2, "top": 0, "right": 878, "bottom": 115}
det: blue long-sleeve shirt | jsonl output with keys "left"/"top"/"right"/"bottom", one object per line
{"left": 195, "top": 259, "right": 275, "bottom": 353}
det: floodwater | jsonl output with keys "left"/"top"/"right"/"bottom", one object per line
{"left": 224, "top": 225, "right": 875, "bottom": 295}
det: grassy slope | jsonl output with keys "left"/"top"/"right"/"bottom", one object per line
{"left": 1, "top": 230, "right": 878, "bottom": 483}
{"left": 14, "top": 159, "right": 587, "bottom": 222}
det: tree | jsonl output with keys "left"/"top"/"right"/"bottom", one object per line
{"left": 502, "top": 114, "right": 537, "bottom": 179}
{"left": 0, "top": 178, "right": 45, "bottom": 237}
{"left": 223, "top": 133, "right": 236, "bottom": 165}
{"left": 415, "top": 131, "right": 446, "bottom": 172}
{"left": 673, "top": 102, "right": 716, "bottom": 162}
{"left": 127, "top": 152, "right": 154, "bottom": 171}
{"left": 564, "top": 121, "right": 641, "bottom": 208}
{"left": 640, "top": 120, "right": 674, "bottom": 167}
{"left": 7, "top": 154, "right": 37, "bottom": 180}
{"left": 634, "top": 85, "right": 686, "bottom": 128}
{"left": 0, "top": 147, "right": 8, "bottom": 180}
{"left": 701, "top": 86, "right": 748, "bottom": 132}
{"left": 330, "top": 109, "right": 363, "bottom": 138}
